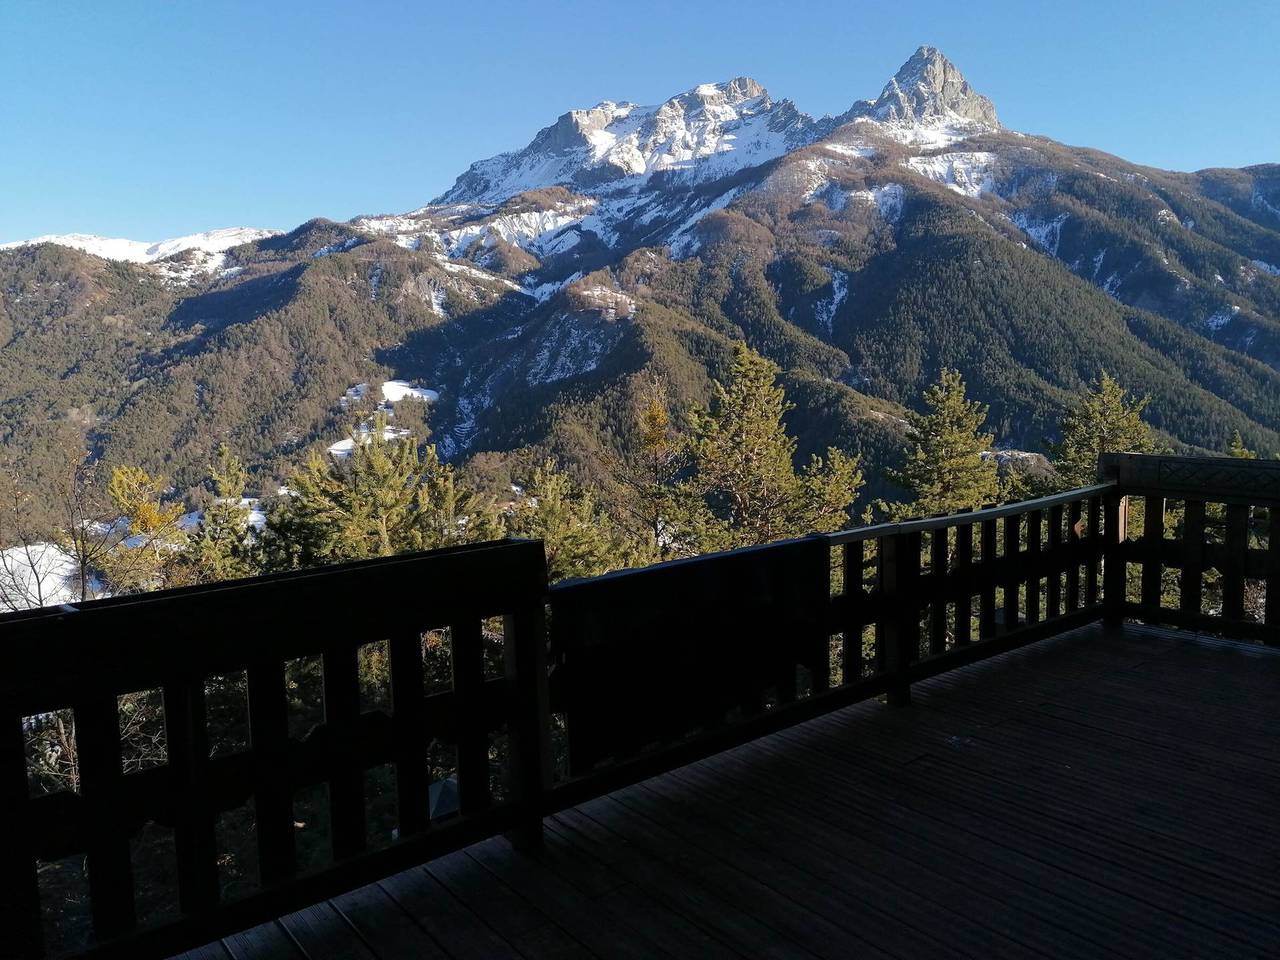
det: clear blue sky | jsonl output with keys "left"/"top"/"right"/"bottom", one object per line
{"left": 2, "top": 0, "right": 1276, "bottom": 243}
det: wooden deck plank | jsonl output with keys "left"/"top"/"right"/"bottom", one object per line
{"left": 177, "top": 624, "right": 1280, "bottom": 960}
{"left": 277, "top": 902, "right": 377, "bottom": 960}
{"left": 329, "top": 883, "right": 449, "bottom": 959}
{"left": 221, "top": 922, "right": 305, "bottom": 960}
{"left": 548, "top": 812, "right": 829, "bottom": 960}
{"left": 423, "top": 850, "right": 597, "bottom": 960}
{"left": 376, "top": 867, "right": 523, "bottom": 960}
{"left": 664, "top": 727, "right": 1220, "bottom": 960}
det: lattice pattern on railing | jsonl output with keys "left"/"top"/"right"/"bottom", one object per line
{"left": 0, "top": 540, "right": 549, "bottom": 959}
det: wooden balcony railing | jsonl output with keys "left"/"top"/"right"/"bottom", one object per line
{"left": 0, "top": 541, "right": 550, "bottom": 960}
{"left": 1099, "top": 452, "right": 1280, "bottom": 645}
{"left": 1, "top": 454, "right": 1275, "bottom": 958}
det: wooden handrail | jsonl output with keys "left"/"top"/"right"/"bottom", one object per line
{"left": 823, "top": 483, "right": 1116, "bottom": 544}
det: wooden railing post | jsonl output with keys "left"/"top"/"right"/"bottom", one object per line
{"left": 0, "top": 715, "right": 42, "bottom": 958}
{"left": 879, "top": 531, "right": 921, "bottom": 707}
{"left": 1102, "top": 489, "right": 1129, "bottom": 626}
{"left": 505, "top": 593, "right": 551, "bottom": 851}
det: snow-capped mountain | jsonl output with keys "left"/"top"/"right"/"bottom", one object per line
{"left": 436, "top": 76, "right": 819, "bottom": 206}
{"left": 0, "top": 227, "right": 279, "bottom": 263}
{"left": 1, "top": 45, "right": 1279, "bottom": 518}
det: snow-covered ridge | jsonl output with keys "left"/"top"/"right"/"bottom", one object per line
{"left": 0, "top": 227, "right": 279, "bottom": 264}
{"left": 438, "top": 77, "right": 820, "bottom": 205}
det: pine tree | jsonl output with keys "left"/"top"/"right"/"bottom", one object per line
{"left": 187, "top": 445, "right": 257, "bottom": 583}
{"left": 1052, "top": 373, "right": 1157, "bottom": 488}
{"left": 415, "top": 444, "right": 503, "bottom": 549}
{"left": 1227, "top": 430, "right": 1257, "bottom": 460}
{"left": 887, "top": 369, "right": 999, "bottom": 517}
{"left": 263, "top": 417, "right": 499, "bottom": 570}
{"left": 675, "top": 343, "right": 862, "bottom": 552}
{"left": 505, "top": 460, "right": 644, "bottom": 582}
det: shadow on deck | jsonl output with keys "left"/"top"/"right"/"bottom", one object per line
{"left": 186, "top": 623, "right": 1280, "bottom": 960}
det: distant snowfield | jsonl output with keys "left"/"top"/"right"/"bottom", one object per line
{"left": 0, "top": 227, "right": 279, "bottom": 263}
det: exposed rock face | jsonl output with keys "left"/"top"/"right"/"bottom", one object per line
{"left": 847, "top": 46, "right": 999, "bottom": 128}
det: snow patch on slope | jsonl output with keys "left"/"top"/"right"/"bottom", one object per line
{"left": 1011, "top": 212, "right": 1070, "bottom": 256}
{"left": 1205, "top": 305, "right": 1240, "bottom": 332}
{"left": 848, "top": 184, "right": 905, "bottom": 224}
{"left": 905, "top": 152, "right": 997, "bottom": 197}
{"left": 814, "top": 271, "right": 848, "bottom": 334}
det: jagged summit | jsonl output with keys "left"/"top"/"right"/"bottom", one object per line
{"left": 436, "top": 49, "right": 999, "bottom": 206}
{"left": 435, "top": 76, "right": 816, "bottom": 205}
{"left": 857, "top": 45, "right": 999, "bottom": 127}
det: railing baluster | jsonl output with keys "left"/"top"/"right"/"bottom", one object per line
{"left": 75, "top": 693, "right": 136, "bottom": 940}
{"left": 1002, "top": 515, "right": 1021, "bottom": 632}
{"left": 841, "top": 541, "right": 866, "bottom": 680}
{"left": 389, "top": 631, "right": 429, "bottom": 838}
{"left": 1141, "top": 496, "right": 1165, "bottom": 614}
{"left": 880, "top": 531, "right": 920, "bottom": 706}
{"left": 980, "top": 516, "right": 998, "bottom": 639}
{"left": 1180, "top": 500, "right": 1206, "bottom": 617}
{"left": 1066, "top": 500, "right": 1083, "bottom": 611}
{"left": 1, "top": 714, "right": 42, "bottom": 958}
{"left": 929, "top": 529, "right": 949, "bottom": 655}
{"left": 1103, "top": 491, "right": 1129, "bottom": 624}
{"left": 504, "top": 604, "right": 550, "bottom": 850}
{"left": 450, "top": 619, "right": 490, "bottom": 815}
{"left": 246, "top": 660, "right": 296, "bottom": 885}
{"left": 323, "top": 644, "right": 366, "bottom": 861}
{"left": 954, "top": 521, "right": 973, "bottom": 646}
{"left": 1046, "top": 504, "right": 1063, "bottom": 619}
{"left": 163, "top": 678, "right": 220, "bottom": 914}
{"left": 1222, "top": 504, "right": 1250, "bottom": 621}
{"left": 1267, "top": 507, "right": 1280, "bottom": 638}
{"left": 1086, "top": 495, "right": 1102, "bottom": 608}
{"left": 1026, "top": 510, "right": 1042, "bottom": 625}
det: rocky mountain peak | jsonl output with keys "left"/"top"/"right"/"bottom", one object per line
{"left": 867, "top": 45, "right": 998, "bottom": 127}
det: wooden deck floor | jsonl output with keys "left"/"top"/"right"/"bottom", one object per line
{"left": 179, "top": 623, "right": 1280, "bottom": 960}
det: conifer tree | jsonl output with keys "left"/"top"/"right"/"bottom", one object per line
{"left": 887, "top": 369, "right": 999, "bottom": 517}
{"left": 263, "top": 417, "right": 499, "bottom": 571}
{"left": 675, "top": 344, "right": 862, "bottom": 552}
{"left": 1227, "top": 430, "right": 1257, "bottom": 459}
{"left": 1052, "top": 373, "right": 1156, "bottom": 488}
{"left": 187, "top": 445, "right": 257, "bottom": 583}
{"left": 505, "top": 459, "right": 643, "bottom": 582}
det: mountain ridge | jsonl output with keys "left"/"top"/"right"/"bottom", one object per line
{"left": 1, "top": 46, "right": 1278, "bottom": 529}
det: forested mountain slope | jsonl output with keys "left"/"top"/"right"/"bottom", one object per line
{"left": 2, "top": 46, "right": 1278, "bottom": 521}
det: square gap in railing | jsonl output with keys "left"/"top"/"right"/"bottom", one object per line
{"left": 23, "top": 708, "right": 78, "bottom": 797}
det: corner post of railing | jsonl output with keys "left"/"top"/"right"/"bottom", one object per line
{"left": 1097, "top": 455, "right": 1128, "bottom": 627}
{"left": 879, "top": 529, "right": 921, "bottom": 707}
{"left": 505, "top": 546, "right": 552, "bottom": 852}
